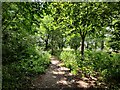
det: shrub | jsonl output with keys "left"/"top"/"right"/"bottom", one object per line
{"left": 60, "top": 50, "right": 120, "bottom": 83}
{"left": 60, "top": 51, "right": 78, "bottom": 74}
{"left": 84, "top": 51, "right": 120, "bottom": 82}
{"left": 3, "top": 50, "right": 51, "bottom": 89}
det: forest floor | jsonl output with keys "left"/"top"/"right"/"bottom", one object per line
{"left": 30, "top": 56, "right": 107, "bottom": 89}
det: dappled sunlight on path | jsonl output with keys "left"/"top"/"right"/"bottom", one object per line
{"left": 31, "top": 56, "right": 107, "bottom": 89}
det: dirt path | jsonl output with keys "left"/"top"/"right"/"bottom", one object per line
{"left": 31, "top": 56, "right": 107, "bottom": 89}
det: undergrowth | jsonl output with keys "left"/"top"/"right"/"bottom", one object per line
{"left": 59, "top": 50, "right": 120, "bottom": 89}
{"left": 3, "top": 49, "right": 51, "bottom": 89}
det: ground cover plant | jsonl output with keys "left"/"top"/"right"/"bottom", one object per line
{"left": 60, "top": 50, "right": 120, "bottom": 89}
{"left": 2, "top": 2, "right": 120, "bottom": 89}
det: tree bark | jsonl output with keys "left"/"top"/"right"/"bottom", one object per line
{"left": 86, "top": 42, "right": 89, "bottom": 49}
{"left": 101, "top": 40, "right": 104, "bottom": 50}
{"left": 45, "top": 34, "right": 49, "bottom": 50}
{"left": 45, "top": 39, "right": 48, "bottom": 50}
{"left": 95, "top": 41, "right": 97, "bottom": 50}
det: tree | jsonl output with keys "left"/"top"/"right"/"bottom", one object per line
{"left": 108, "top": 3, "right": 120, "bottom": 52}
{"left": 109, "top": 19, "right": 120, "bottom": 52}
{"left": 2, "top": 2, "right": 47, "bottom": 64}
{"left": 66, "top": 3, "right": 100, "bottom": 59}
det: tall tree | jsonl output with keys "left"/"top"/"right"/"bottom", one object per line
{"left": 2, "top": 2, "right": 47, "bottom": 64}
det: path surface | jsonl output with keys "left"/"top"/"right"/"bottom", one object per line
{"left": 31, "top": 56, "right": 107, "bottom": 89}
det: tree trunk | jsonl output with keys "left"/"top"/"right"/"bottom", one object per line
{"left": 81, "top": 37, "right": 85, "bottom": 60}
{"left": 86, "top": 42, "right": 89, "bottom": 49}
{"left": 45, "top": 39, "right": 48, "bottom": 50}
{"left": 51, "top": 32, "right": 54, "bottom": 55}
{"left": 45, "top": 34, "right": 49, "bottom": 50}
{"left": 101, "top": 40, "right": 104, "bottom": 50}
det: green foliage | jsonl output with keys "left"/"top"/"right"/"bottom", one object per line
{"left": 83, "top": 51, "right": 120, "bottom": 82}
{"left": 2, "top": 2, "right": 120, "bottom": 89}
{"left": 60, "top": 50, "right": 120, "bottom": 89}
{"left": 3, "top": 51, "right": 50, "bottom": 89}
{"left": 2, "top": 2, "right": 45, "bottom": 64}
{"left": 68, "top": 34, "right": 81, "bottom": 50}
{"left": 60, "top": 50, "right": 120, "bottom": 83}
{"left": 60, "top": 51, "right": 78, "bottom": 74}
{"left": 109, "top": 21, "right": 120, "bottom": 52}
{"left": 2, "top": 2, "right": 51, "bottom": 89}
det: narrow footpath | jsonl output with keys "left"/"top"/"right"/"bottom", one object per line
{"left": 31, "top": 56, "right": 107, "bottom": 89}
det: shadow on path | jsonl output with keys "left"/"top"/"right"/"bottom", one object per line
{"left": 31, "top": 56, "right": 107, "bottom": 89}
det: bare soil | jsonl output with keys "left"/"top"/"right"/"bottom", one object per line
{"left": 30, "top": 56, "right": 107, "bottom": 89}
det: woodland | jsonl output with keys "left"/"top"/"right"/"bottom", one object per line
{"left": 2, "top": 2, "right": 120, "bottom": 89}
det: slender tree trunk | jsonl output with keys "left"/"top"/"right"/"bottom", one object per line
{"left": 86, "top": 42, "right": 89, "bottom": 49}
{"left": 51, "top": 40, "right": 54, "bottom": 55}
{"left": 45, "top": 39, "right": 48, "bottom": 50}
{"left": 101, "top": 40, "right": 104, "bottom": 50}
{"left": 81, "top": 37, "right": 85, "bottom": 60}
{"left": 51, "top": 42, "right": 54, "bottom": 55}
{"left": 45, "top": 34, "right": 49, "bottom": 50}
{"left": 51, "top": 32, "right": 54, "bottom": 55}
